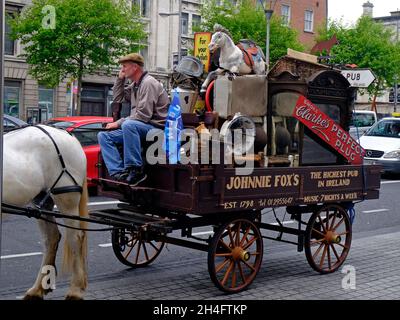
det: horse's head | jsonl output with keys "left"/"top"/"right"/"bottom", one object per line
{"left": 209, "top": 31, "right": 226, "bottom": 53}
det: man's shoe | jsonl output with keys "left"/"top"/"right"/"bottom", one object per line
{"left": 125, "top": 167, "right": 147, "bottom": 186}
{"left": 111, "top": 171, "right": 129, "bottom": 181}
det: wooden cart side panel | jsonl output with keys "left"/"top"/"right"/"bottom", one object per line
{"left": 99, "top": 164, "right": 380, "bottom": 215}
{"left": 195, "top": 164, "right": 380, "bottom": 214}
{"left": 145, "top": 164, "right": 200, "bottom": 213}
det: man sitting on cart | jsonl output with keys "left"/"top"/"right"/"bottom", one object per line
{"left": 98, "top": 53, "right": 170, "bottom": 185}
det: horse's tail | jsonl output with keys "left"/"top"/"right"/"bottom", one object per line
{"left": 62, "top": 177, "right": 89, "bottom": 288}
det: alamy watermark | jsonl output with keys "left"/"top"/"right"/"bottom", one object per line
{"left": 145, "top": 128, "right": 258, "bottom": 176}
{"left": 41, "top": 5, "right": 56, "bottom": 30}
{"left": 341, "top": 265, "right": 356, "bottom": 290}
{"left": 41, "top": 265, "right": 56, "bottom": 290}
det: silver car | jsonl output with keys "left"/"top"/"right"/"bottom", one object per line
{"left": 349, "top": 110, "right": 377, "bottom": 139}
{"left": 359, "top": 118, "right": 400, "bottom": 174}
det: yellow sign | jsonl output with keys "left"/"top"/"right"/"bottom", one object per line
{"left": 194, "top": 32, "right": 212, "bottom": 73}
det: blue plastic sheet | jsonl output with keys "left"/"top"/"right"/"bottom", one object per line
{"left": 164, "top": 89, "right": 183, "bottom": 164}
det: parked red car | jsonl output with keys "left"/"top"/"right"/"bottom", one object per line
{"left": 47, "top": 116, "right": 113, "bottom": 193}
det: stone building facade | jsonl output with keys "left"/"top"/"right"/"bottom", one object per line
{"left": 4, "top": 0, "right": 69, "bottom": 122}
{"left": 3, "top": 0, "right": 203, "bottom": 121}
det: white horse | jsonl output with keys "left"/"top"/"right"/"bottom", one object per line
{"left": 201, "top": 25, "right": 266, "bottom": 93}
{"left": 3, "top": 125, "right": 89, "bottom": 300}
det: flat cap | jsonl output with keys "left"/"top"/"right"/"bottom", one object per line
{"left": 118, "top": 53, "right": 145, "bottom": 66}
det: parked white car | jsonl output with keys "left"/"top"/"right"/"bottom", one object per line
{"left": 349, "top": 110, "right": 377, "bottom": 139}
{"left": 359, "top": 117, "right": 400, "bottom": 174}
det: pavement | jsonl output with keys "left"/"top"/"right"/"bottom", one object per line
{"left": 0, "top": 225, "right": 399, "bottom": 301}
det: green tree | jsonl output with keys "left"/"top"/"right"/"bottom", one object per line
{"left": 198, "top": 0, "right": 303, "bottom": 67}
{"left": 10, "top": 0, "right": 146, "bottom": 115}
{"left": 317, "top": 16, "right": 400, "bottom": 112}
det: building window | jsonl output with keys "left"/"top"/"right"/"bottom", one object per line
{"left": 173, "top": 49, "right": 188, "bottom": 67}
{"left": 5, "top": 13, "right": 16, "bottom": 55}
{"left": 39, "top": 86, "right": 54, "bottom": 120}
{"left": 192, "top": 14, "right": 201, "bottom": 33}
{"left": 181, "top": 12, "right": 189, "bottom": 35}
{"left": 132, "top": 0, "right": 149, "bottom": 17}
{"left": 389, "top": 85, "right": 400, "bottom": 103}
{"left": 4, "top": 81, "right": 21, "bottom": 118}
{"left": 281, "top": 5, "right": 291, "bottom": 26}
{"left": 304, "top": 10, "right": 314, "bottom": 32}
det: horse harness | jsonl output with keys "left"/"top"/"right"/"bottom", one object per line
{"left": 33, "top": 125, "right": 83, "bottom": 208}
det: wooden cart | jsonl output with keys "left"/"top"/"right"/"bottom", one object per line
{"left": 91, "top": 54, "right": 381, "bottom": 293}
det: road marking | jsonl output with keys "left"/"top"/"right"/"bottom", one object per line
{"left": 271, "top": 220, "right": 296, "bottom": 226}
{"left": 89, "top": 201, "right": 122, "bottom": 206}
{"left": 362, "top": 209, "right": 389, "bottom": 214}
{"left": 192, "top": 231, "right": 214, "bottom": 236}
{"left": 1, "top": 252, "right": 43, "bottom": 260}
{"left": 98, "top": 243, "right": 112, "bottom": 248}
{"left": 381, "top": 180, "right": 400, "bottom": 185}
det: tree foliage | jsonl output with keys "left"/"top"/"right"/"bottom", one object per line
{"left": 198, "top": 0, "right": 303, "bottom": 66}
{"left": 10, "top": 0, "right": 146, "bottom": 114}
{"left": 317, "top": 16, "right": 400, "bottom": 109}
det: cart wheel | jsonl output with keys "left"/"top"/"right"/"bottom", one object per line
{"left": 111, "top": 228, "right": 164, "bottom": 268}
{"left": 208, "top": 219, "right": 263, "bottom": 293}
{"left": 305, "top": 204, "right": 352, "bottom": 274}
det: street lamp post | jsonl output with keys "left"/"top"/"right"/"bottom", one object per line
{"left": 394, "top": 19, "right": 399, "bottom": 113}
{"left": 265, "top": 9, "right": 274, "bottom": 67}
{"left": 258, "top": 0, "right": 274, "bottom": 68}
{"left": 259, "top": 1, "right": 274, "bottom": 154}
{"left": 159, "top": 0, "right": 183, "bottom": 67}
{"left": 395, "top": 75, "right": 398, "bottom": 113}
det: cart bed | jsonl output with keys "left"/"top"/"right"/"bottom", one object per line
{"left": 98, "top": 163, "right": 381, "bottom": 215}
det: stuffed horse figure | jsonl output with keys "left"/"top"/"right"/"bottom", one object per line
{"left": 201, "top": 24, "right": 266, "bottom": 93}
{"left": 3, "top": 125, "right": 89, "bottom": 300}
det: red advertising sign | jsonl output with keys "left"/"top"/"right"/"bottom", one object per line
{"left": 293, "top": 95, "right": 365, "bottom": 164}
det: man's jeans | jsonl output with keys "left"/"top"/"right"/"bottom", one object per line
{"left": 98, "top": 119, "right": 155, "bottom": 176}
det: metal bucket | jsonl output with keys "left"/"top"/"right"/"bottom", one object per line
{"left": 172, "top": 87, "right": 199, "bottom": 113}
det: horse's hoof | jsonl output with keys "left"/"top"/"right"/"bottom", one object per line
{"left": 23, "top": 294, "right": 44, "bottom": 300}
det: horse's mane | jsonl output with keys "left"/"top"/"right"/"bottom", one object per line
{"left": 213, "top": 23, "right": 233, "bottom": 39}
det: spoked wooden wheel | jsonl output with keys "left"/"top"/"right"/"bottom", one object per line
{"left": 305, "top": 204, "right": 352, "bottom": 274}
{"left": 208, "top": 218, "right": 263, "bottom": 293}
{"left": 112, "top": 228, "right": 164, "bottom": 268}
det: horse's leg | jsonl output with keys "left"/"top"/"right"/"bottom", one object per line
{"left": 53, "top": 192, "right": 88, "bottom": 300}
{"left": 200, "top": 69, "right": 222, "bottom": 93}
{"left": 201, "top": 72, "right": 213, "bottom": 93}
{"left": 24, "top": 200, "right": 61, "bottom": 300}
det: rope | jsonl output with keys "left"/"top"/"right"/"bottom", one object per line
{"left": 205, "top": 80, "right": 215, "bottom": 112}
{"left": 343, "top": 202, "right": 356, "bottom": 225}
{"left": 351, "top": 108, "right": 368, "bottom": 203}
{"left": 38, "top": 216, "right": 114, "bottom": 232}
{"left": 348, "top": 205, "right": 356, "bottom": 225}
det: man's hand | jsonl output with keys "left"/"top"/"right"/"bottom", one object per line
{"left": 105, "top": 121, "right": 120, "bottom": 130}
{"left": 118, "top": 67, "right": 126, "bottom": 80}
